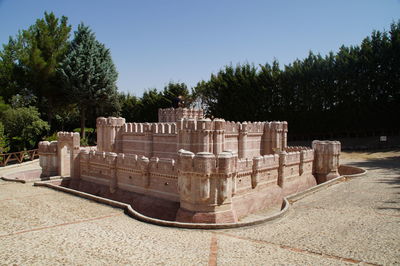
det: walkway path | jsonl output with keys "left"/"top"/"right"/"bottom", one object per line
{"left": 0, "top": 151, "right": 399, "bottom": 265}
{"left": 0, "top": 159, "right": 41, "bottom": 176}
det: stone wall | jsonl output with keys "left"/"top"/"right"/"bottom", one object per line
{"left": 38, "top": 141, "right": 58, "bottom": 177}
{"left": 158, "top": 107, "right": 204, "bottom": 122}
{"left": 95, "top": 116, "right": 288, "bottom": 161}
{"left": 312, "top": 140, "right": 341, "bottom": 184}
{"left": 175, "top": 119, "right": 288, "bottom": 159}
{"left": 39, "top": 136, "right": 339, "bottom": 223}
{"left": 38, "top": 132, "right": 81, "bottom": 178}
{"left": 96, "top": 117, "right": 125, "bottom": 153}
{"left": 79, "top": 150, "right": 179, "bottom": 202}
{"left": 175, "top": 147, "right": 316, "bottom": 222}
{"left": 119, "top": 122, "right": 178, "bottom": 159}
{"left": 38, "top": 108, "right": 341, "bottom": 224}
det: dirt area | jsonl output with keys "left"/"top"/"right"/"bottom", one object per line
{"left": 0, "top": 151, "right": 399, "bottom": 265}
{"left": 341, "top": 149, "right": 400, "bottom": 162}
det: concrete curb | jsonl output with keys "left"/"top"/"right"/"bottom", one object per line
{"left": 33, "top": 164, "right": 366, "bottom": 229}
{"left": 1, "top": 176, "right": 26, "bottom": 183}
{"left": 1, "top": 169, "right": 59, "bottom": 184}
{"left": 339, "top": 165, "right": 368, "bottom": 178}
{"left": 287, "top": 165, "right": 367, "bottom": 203}
{"left": 33, "top": 180, "right": 290, "bottom": 229}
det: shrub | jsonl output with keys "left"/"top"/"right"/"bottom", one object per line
{"left": 2, "top": 106, "right": 49, "bottom": 151}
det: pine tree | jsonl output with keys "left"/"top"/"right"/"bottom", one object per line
{"left": 58, "top": 24, "right": 119, "bottom": 138}
{"left": 0, "top": 12, "right": 71, "bottom": 123}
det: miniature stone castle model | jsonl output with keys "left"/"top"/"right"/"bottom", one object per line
{"left": 39, "top": 108, "right": 341, "bottom": 223}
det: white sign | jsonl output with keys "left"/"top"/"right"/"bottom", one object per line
{"left": 380, "top": 136, "right": 387, "bottom": 142}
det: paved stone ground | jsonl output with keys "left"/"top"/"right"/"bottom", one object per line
{"left": 0, "top": 151, "right": 399, "bottom": 265}
{"left": 0, "top": 159, "right": 41, "bottom": 176}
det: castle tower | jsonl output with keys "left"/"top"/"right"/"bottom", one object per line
{"left": 57, "top": 132, "right": 81, "bottom": 179}
{"left": 312, "top": 140, "right": 341, "bottom": 184}
{"left": 176, "top": 150, "right": 238, "bottom": 223}
{"left": 96, "top": 117, "right": 125, "bottom": 153}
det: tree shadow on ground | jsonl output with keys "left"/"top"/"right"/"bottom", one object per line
{"left": 346, "top": 156, "right": 400, "bottom": 212}
{"left": 345, "top": 156, "right": 400, "bottom": 176}
{"left": 365, "top": 149, "right": 400, "bottom": 155}
{"left": 376, "top": 206, "right": 400, "bottom": 211}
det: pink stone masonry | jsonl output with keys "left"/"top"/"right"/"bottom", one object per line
{"left": 38, "top": 108, "right": 341, "bottom": 224}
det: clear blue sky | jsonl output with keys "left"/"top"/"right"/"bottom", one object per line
{"left": 1, "top": 0, "right": 399, "bottom": 96}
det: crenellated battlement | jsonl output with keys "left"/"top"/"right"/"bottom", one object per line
{"left": 38, "top": 141, "right": 58, "bottom": 154}
{"left": 192, "top": 152, "right": 217, "bottom": 174}
{"left": 57, "top": 131, "right": 80, "bottom": 142}
{"left": 38, "top": 141, "right": 59, "bottom": 177}
{"left": 174, "top": 118, "right": 277, "bottom": 134}
{"left": 301, "top": 149, "right": 314, "bottom": 161}
{"left": 253, "top": 154, "right": 279, "bottom": 169}
{"left": 97, "top": 110, "right": 290, "bottom": 160}
{"left": 226, "top": 121, "right": 269, "bottom": 134}
{"left": 149, "top": 157, "right": 177, "bottom": 176}
{"left": 158, "top": 107, "right": 204, "bottom": 122}
{"left": 243, "top": 121, "right": 265, "bottom": 133}
{"left": 81, "top": 150, "right": 117, "bottom": 165}
{"left": 96, "top": 117, "right": 125, "bottom": 127}
{"left": 312, "top": 140, "right": 341, "bottom": 155}
{"left": 265, "top": 121, "right": 288, "bottom": 132}
{"left": 79, "top": 149, "right": 89, "bottom": 160}
{"left": 40, "top": 108, "right": 342, "bottom": 224}
{"left": 96, "top": 117, "right": 107, "bottom": 126}
{"left": 285, "top": 146, "right": 310, "bottom": 152}
{"left": 154, "top": 123, "right": 177, "bottom": 134}
{"left": 285, "top": 151, "right": 301, "bottom": 165}
{"left": 224, "top": 121, "right": 240, "bottom": 134}
{"left": 122, "top": 123, "right": 157, "bottom": 134}
{"left": 237, "top": 158, "right": 253, "bottom": 172}
{"left": 116, "top": 153, "right": 139, "bottom": 166}
{"left": 177, "top": 150, "right": 239, "bottom": 175}
{"left": 177, "top": 118, "right": 199, "bottom": 131}
{"left": 196, "top": 118, "right": 213, "bottom": 131}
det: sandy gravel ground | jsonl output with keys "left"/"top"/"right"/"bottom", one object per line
{"left": 0, "top": 151, "right": 399, "bottom": 265}
{"left": 0, "top": 160, "right": 41, "bottom": 176}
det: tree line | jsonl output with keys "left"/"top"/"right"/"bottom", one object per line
{"left": 0, "top": 12, "right": 190, "bottom": 152}
{"left": 193, "top": 21, "right": 400, "bottom": 140}
{"left": 1, "top": 12, "right": 399, "bottom": 152}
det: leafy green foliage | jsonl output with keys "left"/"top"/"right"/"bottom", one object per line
{"left": 2, "top": 13, "right": 399, "bottom": 142}
{"left": 9, "top": 12, "right": 70, "bottom": 121}
{"left": 119, "top": 93, "right": 141, "bottom": 122}
{"left": 58, "top": 23, "right": 119, "bottom": 137}
{"left": 0, "top": 97, "right": 10, "bottom": 114}
{"left": 119, "top": 82, "right": 192, "bottom": 122}
{"left": 10, "top": 89, "right": 37, "bottom": 108}
{"left": 0, "top": 37, "right": 23, "bottom": 103}
{"left": 194, "top": 21, "right": 400, "bottom": 138}
{"left": 0, "top": 11, "right": 72, "bottom": 136}
{"left": 139, "top": 89, "right": 165, "bottom": 122}
{"left": 73, "top": 128, "right": 95, "bottom": 146}
{"left": 0, "top": 122, "right": 9, "bottom": 153}
{"left": 1, "top": 106, "right": 49, "bottom": 151}
{"left": 0, "top": 97, "right": 10, "bottom": 153}
{"left": 43, "top": 132, "right": 58, "bottom": 142}
{"left": 51, "top": 104, "right": 80, "bottom": 132}
{"left": 194, "top": 63, "right": 267, "bottom": 121}
{"left": 162, "top": 82, "right": 192, "bottom": 107}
